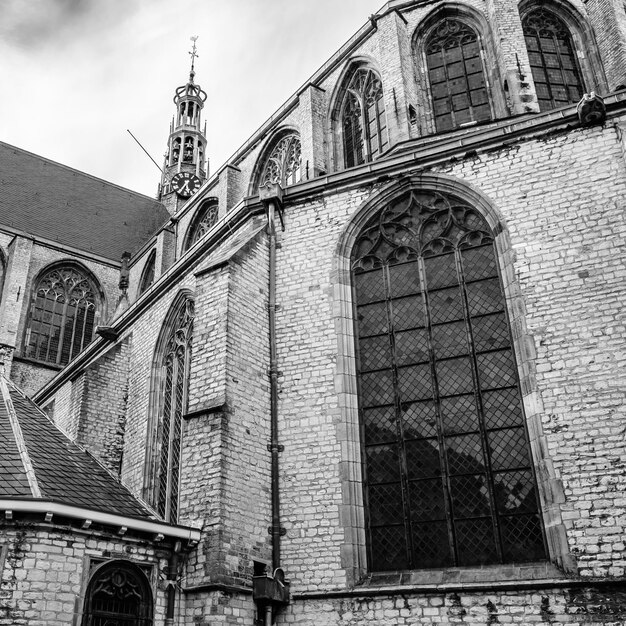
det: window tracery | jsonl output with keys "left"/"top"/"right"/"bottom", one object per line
{"left": 340, "top": 68, "right": 388, "bottom": 168}
{"left": 25, "top": 265, "right": 99, "bottom": 366}
{"left": 154, "top": 298, "right": 194, "bottom": 522}
{"left": 351, "top": 190, "right": 546, "bottom": 571}
{"left": 184, "top": 201, "right": 219, "bottom": 251}
{"left": 82, "top": 561, "right": 153, "bottom": 626}
{"left": 425, "top": 18, "right": 492, "bottom": 132}
{"left": 259, "top": 133, "right": 301, "bottom": 189}
{"left": 522, "top": 8, "right": 584, "bottom": 110}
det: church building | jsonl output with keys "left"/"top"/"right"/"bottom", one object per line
{"left": 2, "top": 0, "right": 626, "bottom": 624}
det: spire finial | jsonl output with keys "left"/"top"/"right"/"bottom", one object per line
{"left": 189, "top": 36, "right": 199, "bottom": 81}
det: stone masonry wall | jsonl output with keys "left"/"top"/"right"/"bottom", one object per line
{"left": 0, "top": 523, "right": 171, "bottom": 626}
{"left": 271, "top": 114, "right": 626, "bottom": 623}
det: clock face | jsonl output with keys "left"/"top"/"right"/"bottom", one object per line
{"left": 171, "top": 172, "right": 202, "bottom": 198}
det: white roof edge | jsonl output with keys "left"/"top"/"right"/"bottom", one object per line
{"left": 0, "top": 499, "right": 202, "bottom": 543}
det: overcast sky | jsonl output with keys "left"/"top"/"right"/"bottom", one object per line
{"left": 0, "top": 0, "right": 385, "bottom": 198}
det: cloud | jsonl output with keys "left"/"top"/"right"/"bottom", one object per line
{"left": 0, "top": 0, "right": 139, "bottom": 51}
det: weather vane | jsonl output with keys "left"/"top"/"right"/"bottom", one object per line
{"left": 189, "top": 36, "right": 199, "bottom": 74}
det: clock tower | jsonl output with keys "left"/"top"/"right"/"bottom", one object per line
{"left": 159, "top": 37, "right": 208, "bottom": 214}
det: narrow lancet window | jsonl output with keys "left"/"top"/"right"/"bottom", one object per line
{"left": 184, "top": 200, "right": 219, "bottom": 251}
{"left": 259, "top": 133, "right": 302, "bottom": 189}
{"left": 340, "top": 68, "right": 388, "bottom": 168}
{"left": 522, "top": 8, "right": 584, "bottom": 110}
{"left": 426, "top": 19, "right": 492, "bottom": 132}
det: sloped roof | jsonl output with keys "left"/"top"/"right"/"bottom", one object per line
{"left": 0, "top": 141, "right": 170, "bottom": 262}
{"left": 0, "top": 375, "right": 155, "bottom": 521}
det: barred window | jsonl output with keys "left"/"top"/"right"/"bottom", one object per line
{"left": 259, "top": 133, "right": 301, "bottom": 190}
{"left": 82, "top": 561, "right": 153, "bottom": 626}
{"left": 352, "top": 190, "right": 546, "bottom": 571}
{"left": 522, "top": 8, "right": 584, "bottom": 110}
{"left": 426, "top": 19, "right": 492, "bottom": 132}
{"left": 153, "top": 298, "right": 194, "bottom": 523}
{"left": 25, "top": 265, "right": 99, "bottom": 366}
{"left": 138, "top": 250, "right": 156, "bottom": 297}
{"left": 340, "top": 68, "right": 388, "bottom": 168}
{"left": 184, "top": 200, "right": 219, "bottom": 251}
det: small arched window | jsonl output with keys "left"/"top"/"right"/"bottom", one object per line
{"left": 82, "top": 561, "right": 153, "bottom": 625}
{"left": 340, "top": 68, "right": 388, "bottom": 168}
{"left": 183, "top": 200, "right": 219, "bottom": 252}
{"left": 25, "top": 264, "right": 100, "bottom": 366}
{"left": 150, "top": 297, "right": 194, "bottom": 522}
{"left": 258, "top": 133, "right": 302, "bottom": 190}
{"left": 425, "top": 18, "right": 492, "bottom": 132}
{"left": 522, "top": 8, "right": 584, "bottom": 110}
{"left": 352, "top": 190, "right": 546, "bottom": 571}
{"left": 138, "top": 250, "right": 157, "bottom": 297}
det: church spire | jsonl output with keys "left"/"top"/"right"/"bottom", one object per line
{"left": 159, "top": 36, "right": 208, "bottom": 214}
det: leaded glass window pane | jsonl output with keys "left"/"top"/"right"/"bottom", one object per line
{"left": 352, "top": 190, "right": 546, "bottom": 571}
{"left": 184, "top": 201, "right": 219, "bottom": 251}
{"left": 426, "top": 19, "right": 492, "bottom": 132}
{"left": 341, "top": 69, "right": 388, "bottom": 168}
{"left": 25, "top": 266, "right": 98, "bottom": 366}
{"left": 83, "top": 562, "right": 153, "bottom": 626}
{"left": 156, "top": 299, "right": 193, "bottom": 522}
{"left": 522, "top": 8, "right": 584, "bottom": 111}
{"left": 138, "top": 251, "right": 156, "bottom": 297}
{"left": 259, "top": 133, "right": 302, "bottom": 189}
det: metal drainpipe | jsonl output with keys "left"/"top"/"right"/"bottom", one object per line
{"left": 267, "top": 199, "right": 282, "bottom": 571}
{"left": 164, "top": 543, "right": 180, "bottom": 626}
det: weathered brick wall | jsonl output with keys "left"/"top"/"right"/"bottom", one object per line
{"left": 284, "top": 586, "right": 626, "bottom": 624}
{"left": 0, "top": 523, "right": 170, "bottom": 626}
{"left": 76, "top": 338, "right": 132, "bottom": 475}
{"left": 269, "top": 115, "right": 626, "bottom": 621}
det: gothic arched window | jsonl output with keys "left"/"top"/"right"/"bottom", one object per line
{"left": 25, "top": 264, "right": 100, "bottom": 366}
{"left": 259, "top": 133, "right": 302, "bottom": 190}
{"left": 150, "top": 297, "right": 194, "bottom": 522}
{"left": 522, "top": 8, "right": 584, "bottom": 111}
{"left": 425, "top": 19, "right": 492, "bottom": 132}
{"left": 340, "top": 68, "right": 388, "bottom": 168}
{"left": 82, "top": 561, "right": 153, "bottom": 626}
{"left": 138, "top": 250, "right": 157, "bottom": 297}
{"left": 351, "top": 190, "right": 546, "bottom": 571}
{"left": 184, "top": 200, "right": 219, "bottom": 252}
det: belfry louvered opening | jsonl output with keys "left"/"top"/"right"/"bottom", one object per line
{"left": 351, "top": 190, "right": 546, "bottom": 571}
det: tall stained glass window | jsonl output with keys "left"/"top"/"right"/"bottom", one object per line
{"left": 83, "top": 561, "right": 153, "bottom": 626}
{"left": 154, "top": 298, "right": 194, "bottom": 522}
{"left": 340, "top": 68, "right": 388, "bottom": 168}
{"left": 522, "top": 8, "right": 584, "bottom": 110}
{"left": 259, "top": 133, "right": 301, "bottom": 189}
{"left": 351, "top": 190, "right": 546, "bottom": 571}
{"left": 426, "top": 19, "right": 492, "bottom": 132}
{"left": 138, "top": 251, "right": 156, "bottom": 297}
{"left": 25, "top": 265, "right": 99, "bottom": 366}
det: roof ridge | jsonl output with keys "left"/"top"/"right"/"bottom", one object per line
{"left": 0, "top": 377, "right": 41, "bottom": 498}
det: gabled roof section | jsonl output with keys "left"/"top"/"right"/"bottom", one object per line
{"left": 0, "top": 141, "right": 170, "bottom": 262}
{"left": 0, "top": 375, "right": 154, "bottom": 521}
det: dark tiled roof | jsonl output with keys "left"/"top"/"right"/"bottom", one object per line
{"left": 0, "top": 376, "right": 156, "bottom": 521}
{"left": 0, "top": 141, "right": 170, "bottom": 262}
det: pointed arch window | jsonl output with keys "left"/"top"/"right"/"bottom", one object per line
{"left": 82, "top": 561, "right": 153, "bottom": 626}
{"left": 340, "top": 68, "right": 388, "bottom": 168}
{"left": 183, "top": 200, "right": 219, "bottom": 252}
{"left": 426, "top": 19, "right": 492, "bottom": 132}
{"left": 138, "top": 250, "right": 157, "bottom": 297}
{"left": 152, "top": 298, "right": 194, "bottom": 522}
{"left": 25, "top": 265, "right": 99, "bottom": 366}
{"left": 259, "top": 133, "right": 302, "bottom": 190}
{"left": 351, "top": 190, "right": 546, "bottom": 571}
{"left": 522, "top": 8, "right": 584, "bottom": 110}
